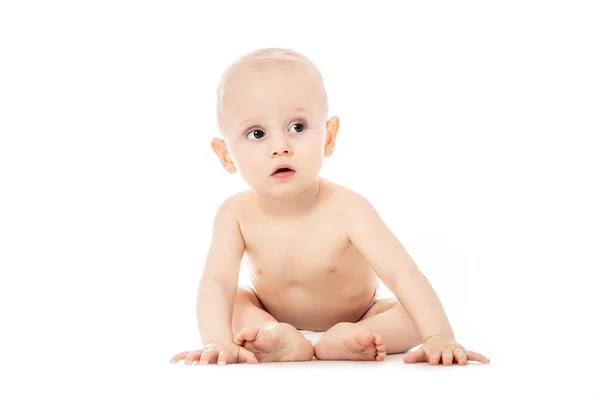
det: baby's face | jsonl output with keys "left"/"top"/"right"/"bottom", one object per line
{"left": 214, "top": 61, "right": 337, "bottom": 199}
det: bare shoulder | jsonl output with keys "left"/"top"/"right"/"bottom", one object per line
{"left": 208, "top": 190, "right": 255, "bottom": 253}
{"left": 321, "top": 178, "right": 376, "bottom": 214}
{"left": 214, "top": 190, "right": 254, "bottom": 221}
{"left": 319, "top": 179, "right": 385, "bottom": 241}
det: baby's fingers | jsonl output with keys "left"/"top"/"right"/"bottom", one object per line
{"left": 454, "top": 349, "right": 468, "bottom": 365}
{"left": 427, "top": 350, "right": 442, "bottom": 365}
{"left": 217, "top": 351, "right": 232, "bottom": 365}
{"left": 170, "top": 351, "right": 190, "bottom": 364}
{"left": 199, "top": 349, "right": 219, "bottom": 364}
{"left": 185, "top": 350, "right": 204, "bottom": 365}
{"left": 441, "top": 349, "right": 454, "bottom": 365}
{"left": 215, "top": 348, "right": 258, "bottom": 364}
{"left": 170, "top": 350, "right": 203, "bottom": 365}
{"left": 239, "top": 348, "right": 259, "bottom": 364}
{"left": 466, "top": 350, "right": 490, "bottom": 364}
{"left": 403, "top": 347, "right": 426, "bottom": 363}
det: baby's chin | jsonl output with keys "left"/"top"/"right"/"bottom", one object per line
{"left": 250, "top": 177, "right": 318, "bottom": 200}
{"left": 254, "top": 185, "right": 306, "bottom": 200}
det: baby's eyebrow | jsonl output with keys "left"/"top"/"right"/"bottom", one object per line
{"left": 239, "top": 107, "right": 312, "bottom": 127}
{"left": 239, "top": 115, "right": 265, "bottom": 128}
{"left": 291, "top": 107, "right": 311, "bottom": 114}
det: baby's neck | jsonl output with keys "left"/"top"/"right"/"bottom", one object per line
{"left": 257, "top": 178, "right": 322, "bottom": 217}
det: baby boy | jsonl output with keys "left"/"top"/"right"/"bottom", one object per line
{"left": 170, "top": 48, "right": 490, "bottom": 365}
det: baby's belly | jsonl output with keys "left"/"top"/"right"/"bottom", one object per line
{"left": 253, "top": 279, "right": 378, "bottom": 331}
{"left": 246, "top": 245, "right": 379, "bottom": 331}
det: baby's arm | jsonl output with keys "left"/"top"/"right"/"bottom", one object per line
{"left": 170, "top": 195, "right": 258, "bottom": 365}
{"left": 344, "top": 191, "right": 489, "bottom": 364}
{"left": 344, "top": 192, "right": 454, "bottom": 341}
{"left": 196, "top": 195, "right": 245, "bottom": 345}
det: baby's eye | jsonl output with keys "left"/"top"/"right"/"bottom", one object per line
{"left": 246, "top": 129, "right": 265, "bottom": 140}
{"left": 289, "top": 123, "right": 305, "bottom": 133}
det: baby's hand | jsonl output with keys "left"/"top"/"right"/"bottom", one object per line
{"left": 403, "top": 335, "right": 490, "bottom": 366}
{"left": 170, "top": 342, "right": 258, "bottom": 365}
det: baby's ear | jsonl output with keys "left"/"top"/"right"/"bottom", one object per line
{"left": 324, "top": 116, "right": 340, "bottom": 157}
{"left": 211, "top": 137, "right": 237, "bottom": 173}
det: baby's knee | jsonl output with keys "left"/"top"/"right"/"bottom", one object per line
{"left": 234, "top": 286, "right": 261, "bottom": 307}
{"left": 367, "top": 298, "right": 399, "bottom": 316}
{"left": 235, "top": 285, "right": 252, "bottom": 298}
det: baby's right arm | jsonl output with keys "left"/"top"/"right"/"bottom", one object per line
{"left": 171, "top": 195, "right": 258, "bottom": 365}
{"left": 196, "top": 195, "right": 245, "bottom": 345}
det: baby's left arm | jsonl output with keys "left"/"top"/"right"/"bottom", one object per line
{"left": 344, "top": 191, "right": 489, "bottom": 365}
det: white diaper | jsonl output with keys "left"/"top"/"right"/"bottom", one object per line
{"left": 299, "top": 330, "right": 325, "bottom": 345}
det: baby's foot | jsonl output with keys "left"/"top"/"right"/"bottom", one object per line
{"left": 234, "top": 323, "right": 314, "bottom": 362}
{"left": 314, "top": 322, "right": 386, "bottom": 361}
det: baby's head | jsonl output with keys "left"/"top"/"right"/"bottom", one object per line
{"left": 211, "top": 48, "right": 339, "bottom": 199}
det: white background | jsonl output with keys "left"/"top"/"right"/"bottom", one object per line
{"left": 1, "top": 1, "right": 598, "bottom": 399}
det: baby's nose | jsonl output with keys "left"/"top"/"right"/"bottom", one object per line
{"left": 271, "top": 147, "right": 291, "bottom": 156}
{"left": 269, "top": 138, "right": 293, "bottom": 157}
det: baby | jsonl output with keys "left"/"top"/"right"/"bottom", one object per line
{"left": 170, "top": 48, "right": 490, "bottom": 365}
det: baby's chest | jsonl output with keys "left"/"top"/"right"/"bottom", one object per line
{"left": 242, "top": 221, "right": 351, "bottom": 273}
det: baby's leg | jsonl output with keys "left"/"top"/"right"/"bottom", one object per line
{"left": 354, "top": 298, "right": 422, "bottom": 354}
{"left": 231, "top": 286, "right": 314, "bottom": 362}
{"left": 231, "top": 285, "right": 278, "bottom": 334}
{"left": 313, "top": 298, "right": 421, "bottom": 361}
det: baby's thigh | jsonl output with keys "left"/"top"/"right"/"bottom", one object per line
{"left": 360, "top": 298, "right": 399, "bottom": 320}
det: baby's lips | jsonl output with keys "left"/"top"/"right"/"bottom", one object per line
{"left": 271, "top": 164, "right": 295, "bottom": 175}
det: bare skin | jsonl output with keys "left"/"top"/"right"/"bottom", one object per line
{"left": 171, "top": 180, "right": 481, "bottom": 364}
{"left": 170, "top": 48, "right": 490, "bottom": 366}
{"left": 233, "top": 180, "right": 419, "bottom": 361}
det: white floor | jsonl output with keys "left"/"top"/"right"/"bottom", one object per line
{"left": 167, "top": 353, "right": 596, "bottom": 399}
{"left": 4, "top": 346, "right": 596, "bottom": 400}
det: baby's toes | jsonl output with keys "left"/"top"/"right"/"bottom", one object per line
{"left": 352, "top": 328, "right": 375, "bottom": 349}
{"left": 373, "top": 334, "right": 386, "bottom": 361}
{"left": 234, "top": 326, "right": 260, "bottom": 346}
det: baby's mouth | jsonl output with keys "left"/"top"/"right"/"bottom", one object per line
{"left": 271, "top": 165, "right": 296, "bottom": 177}
{"left": 272, "top": 167, "right": 294, "bottom": 175}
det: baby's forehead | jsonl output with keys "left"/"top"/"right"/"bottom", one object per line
{"left": 225, "top": 60, "right": 319, "bottom": 95}
{"left": 222, "top": 62, "right": 324, "bottom": 111}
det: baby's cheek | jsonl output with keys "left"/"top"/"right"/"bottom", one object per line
{"left": 233, "top": 156, "right": 260, "bottom": 182}
{"left": 237, "top": 152, "right": 260, "bottom": 169}
{"left": 308, "top": 145, "right": 326, "bottom": 167}
{"left": 298, "top": 138, "right": 324, "bottom": 160}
